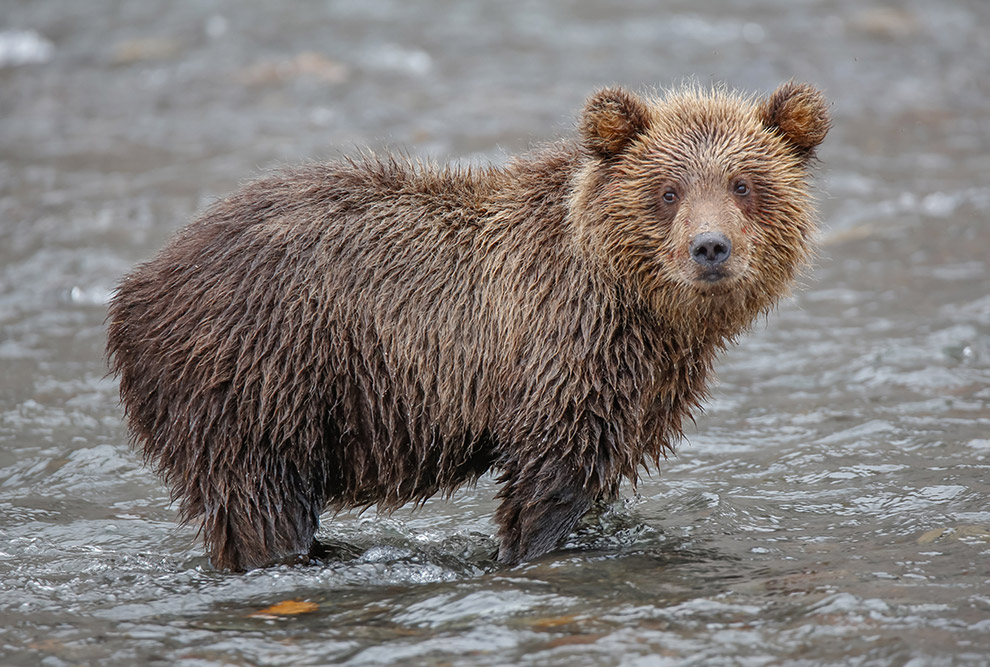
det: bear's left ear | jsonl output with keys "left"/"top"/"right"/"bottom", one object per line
{"left": 760, "top": 82, "right": 831, "bottom": 158}
{"left": 580, "top": 87, "right": 652, "bottom": 160}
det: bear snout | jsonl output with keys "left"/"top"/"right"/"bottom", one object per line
{"left": 690, "top": 232, "right": 732, "bottom": 267}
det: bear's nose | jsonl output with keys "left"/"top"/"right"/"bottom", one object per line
{"left": 690, "top": 232, "right": 732, "bottom": 266}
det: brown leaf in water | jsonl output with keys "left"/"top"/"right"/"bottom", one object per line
{"left": 917, "top": 528, "right": 947, "bottom": 545}
{"left": 529, "top": 614, "right": 579, "bottom": 630}
{"left": 918, "top": 525, "right": 990, "bottom": 545}
{"left": 110, "top": 38, "right": 182, "bottom": 65}
{"left": 237, "top": 52, "right": 349, "bottom": 86}
{"left": 249, "top": 599, "right": 320, "bottom": 618}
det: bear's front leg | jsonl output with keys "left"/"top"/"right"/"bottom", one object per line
{"left": 493, "top": 465, "right": 595, "bottom": 564}
{"left": 493, "top": 410, "right": 625, "bottom": 564}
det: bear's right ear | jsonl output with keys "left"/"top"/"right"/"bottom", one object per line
{"left": 580, "top": 87, "right": 652, "bottom": 160}
{"left": 760, "top": 82, "right": 831, "bottom": 158}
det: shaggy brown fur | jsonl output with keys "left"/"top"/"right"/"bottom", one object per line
{"left": 107, "top": 82, "right": 829, "bottom": 570}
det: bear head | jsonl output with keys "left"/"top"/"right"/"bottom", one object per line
{"left": 571, "top": 82, "right": 830, "bottom": 328}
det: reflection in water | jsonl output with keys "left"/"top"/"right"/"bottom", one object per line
{"left": 1, "top": 0, "right": 989, "bottom": 664}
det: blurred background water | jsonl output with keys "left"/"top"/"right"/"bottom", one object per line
{"left": 1, "top": 0, "right": 988, "bottom": 664}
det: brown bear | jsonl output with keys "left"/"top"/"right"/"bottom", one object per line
{"left": 107, "top": 82, "right": 829, "bottom": 571}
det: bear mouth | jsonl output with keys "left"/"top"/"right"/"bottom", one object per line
{"left": 696, "top": 268, "right": 730, "bottom": 284}
{"left": 687, "top": 268, "right": 741, "bottom": 295}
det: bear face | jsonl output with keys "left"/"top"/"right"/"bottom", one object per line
{"left": 573, "top": 83, "right": 830, "bottom": 328}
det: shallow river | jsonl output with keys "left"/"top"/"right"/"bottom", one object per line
{"left": 1, "top": 0, "right": 989, "bottom": 665}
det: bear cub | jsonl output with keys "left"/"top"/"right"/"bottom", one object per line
{"left": 107, "top": 82, "right": 830, "bottom": 570}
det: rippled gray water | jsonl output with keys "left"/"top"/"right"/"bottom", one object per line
{"left": 2, "top": 0, "right": 988, "bottom": 664}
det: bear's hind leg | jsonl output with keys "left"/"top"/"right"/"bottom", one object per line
{"left": 195, "top": 454, "right": 327, "bottom": 571}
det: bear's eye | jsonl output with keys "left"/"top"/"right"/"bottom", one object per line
{"left": 661, "top": 190, "right": 678, "bottom": 204}
{"left": 733, "top": 180, "right": 751, "bottom": 196}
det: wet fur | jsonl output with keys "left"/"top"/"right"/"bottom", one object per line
{"left": 107, "top": 83, "right": 829, "bottom": 570}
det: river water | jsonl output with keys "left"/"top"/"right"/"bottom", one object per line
{"left": 1, "top": 0, "right": 988, "bottom": 665}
